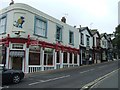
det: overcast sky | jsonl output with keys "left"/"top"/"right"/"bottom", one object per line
{"left": 0, "top": 0, "right": 119, "bottom": 34}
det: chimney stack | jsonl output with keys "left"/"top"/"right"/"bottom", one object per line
{"left": 61, "top": 17, "right": 66, "bottom": 23}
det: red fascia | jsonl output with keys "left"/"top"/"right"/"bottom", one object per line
{"left": 1, "top": 37, "right": 80, "bottom": 54}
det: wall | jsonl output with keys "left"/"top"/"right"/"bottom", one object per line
{"left": 0, "top": 3, "right": 79, "bottom": 49}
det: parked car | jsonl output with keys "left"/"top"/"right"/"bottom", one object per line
{"left": 0, "top": 64, "right": 24, "bottom": 85}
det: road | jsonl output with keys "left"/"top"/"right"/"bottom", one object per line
{"left": 2, "top": 60, "right": 120, "bottom": 89}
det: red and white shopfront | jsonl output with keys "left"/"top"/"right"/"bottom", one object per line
{"left": 0, "top": 34, "right": 80, "bottom": 73}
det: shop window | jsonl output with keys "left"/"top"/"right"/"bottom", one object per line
{"left": 29, "top": 52, "right": 40, "bottom": 65}
{"left": 63, "top": 52, "right": 67, "bottom": 63}
{"left": 0, "top": 16, "right": 7, "bottom": 34}
{"left": 74, "top": 54, "right": 77, "bottom": 64}
{"left": 56, "top": 51, "right": 60, "bottom": 63}
{"left": 44, "top": 48, "right": 53, "bottom": 65}
{"left": 34, "top": 17, "right": 47, "bottom": 37}
{"left": 82, "top": 52, "right": 85, "bottom": 59}
{"left": 1, "top": 45, "right": 6, "bottom": 64}
{"left": 69, "top": 53, "right": 72, "bottom": 63}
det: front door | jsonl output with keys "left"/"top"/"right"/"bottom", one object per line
{"left": 12, "top": 57, "right": 22, "bottom": 70}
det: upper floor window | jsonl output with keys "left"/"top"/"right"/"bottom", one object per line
{"left": 96, "top": 38, "right": 100, "bottom": 47}
{"left": 34, "top": 17, "right": 47, "bottom": 37}
{"left": 0, "top": 16, "right": 7, "bottom": 34}
{"left": 86, "top": 35, "right": 90, "bottom": 46}
{"left": 81, "top": 33, "right": 84, "bottom": 45}
{"left": 69, "top": 31, "right": 74, "bottom": 45}
{"left": 102, "top": 40, "right": 104, "bottom": 45}
{"left": 56, "top": 26, "right": 62, "bottom": 41}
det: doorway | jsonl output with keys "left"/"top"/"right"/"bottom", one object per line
{"left": 12, "top": 57, "right": 22, "bottom": 70}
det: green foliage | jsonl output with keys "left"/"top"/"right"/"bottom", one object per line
{"left": 115, "top": 24, "right": 120, "bottom": 49}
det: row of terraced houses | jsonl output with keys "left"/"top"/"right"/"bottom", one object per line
{"left": 0, "top": 3, "right": 113, "bottom": 73}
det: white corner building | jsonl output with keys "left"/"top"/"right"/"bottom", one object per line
{"left": 0, "top": 3, "right": 80, "bottom": 73}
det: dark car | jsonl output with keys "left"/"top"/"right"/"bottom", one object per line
{"left": 0, "top": 64, "right": 24, "bottom": 85}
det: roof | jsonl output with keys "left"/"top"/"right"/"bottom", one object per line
{"left": 79, "top": 27, "right": 93, "bottom": 36}
{"left": 91, "top": 29, "right": 100, "bottom": 37}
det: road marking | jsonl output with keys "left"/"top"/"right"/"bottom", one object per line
{"left": 0, "top": 86, "right": 3, "bottom": 89}
{"left": 80, "top": 68, "right": 120, "bottom": 90}
{"left": 29, "top": 75, "right": 70, "bottom": 86}
{"left": 98, "top": 65, "right": 107, "bottom": 69}
{"left": 80, "top": 69, "right": 95, "bottom": 74}
{"left": 90, "top": 69, "right": 95, "bottom": 71}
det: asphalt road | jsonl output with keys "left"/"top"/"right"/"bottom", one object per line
{"left": 2, "top": 60, "right": 120, "bottom": 89}
{"left": 90, "top": 68, "right": 119, "bottom": 89}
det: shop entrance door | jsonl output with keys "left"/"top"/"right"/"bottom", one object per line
{"left": 12, "top": 57, "right": 22, "bottom": 70}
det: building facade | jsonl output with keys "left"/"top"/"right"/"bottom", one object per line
{"left": 91, "top": 29, "right": 101, "bottom": 64}
{"left": 79, "top": 27, "right": 93, "bottom": 65}
{"left": 0, "top": 3, "right": 80, "bottom": 73}
{"left": 100, "top": 33, "right": 108, "bottom": 62}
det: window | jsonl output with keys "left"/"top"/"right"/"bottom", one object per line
{"left": 69, "top": 53, "right": 72, "bottom": 63}
{"left": 74, "top": 54, "right": 77, "bottom": 64}
{"left": 102, "top": 40, "right": 104, "bottom": 45}
{"left": 69, "top": 31, "right": 74, "bottom": 45}
{"left": 81, "top": 33, "right": 84, "bottom": 45}
{"left": 29, "top": 52, "right": 40, "bottom": 65}
{"left": 56, "top": 51, "right": 60, "bottom": 63}
{"left": 63, "top": 52, "right": 67, "bottom": 63}
{"left": 0, "top": 16, "right": 7, "bottom": 34}
{"left": 56, "top": 26, "right": 62, "bottom": 41}
{"left": 34, "top": 17, "right": 47, "bottom": 37}
{"left": 44, "top": 48, "right": 53, "bottom": 65}
{"left": 86, "top": 35, "right": 90, "bottom": 46}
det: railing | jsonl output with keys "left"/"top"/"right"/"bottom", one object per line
{"left": 29, "top": 65, "right": 42, "bottom": 73}
{"left": 44, "top": 65, "right": 54, "bottom": 70}
{"left": 56, "top": 63, "right": 60, "bottom": 69}
{"left": 63, "top": 63, "right": 68, "bottom": 68}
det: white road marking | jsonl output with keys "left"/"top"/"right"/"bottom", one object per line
{"left": 29, "top": 75, "right": 70, "bottom": 86}
{"left": 90, "top": 69, "right": 95, "bottom": 71}
{"left": 1, "top": 85, "right": 9, "bottom": 89}
{"left": 81, "top": 68, "right": 120, "bottom": 90}
{"left": 0, "top": 86, "right": 3, "bottom": 89}
{"left": 80, "top": 69, "right": 95, "bottom": 74}
{"left": 98, "top": 65, "right": 107, "bottom": 69}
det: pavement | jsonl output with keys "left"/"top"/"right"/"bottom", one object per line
{"left": 24, "top": 61, "right": 112, "bottom": 78}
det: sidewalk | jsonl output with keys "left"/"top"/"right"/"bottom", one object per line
{"left": 24, "top": 60, "right": 116, "bottom": 78}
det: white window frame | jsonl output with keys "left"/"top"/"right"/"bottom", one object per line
{"left": 0, "top": 16, "right": 7, "bottom": 34}
{"left": 69, "top": 31, "right": 74, "bottom": 45}
{"left": 56, "top": 25, "right": 62, "bottom": 42}
{"left": 34, "top": 17, "right": 47, "bottom": 37}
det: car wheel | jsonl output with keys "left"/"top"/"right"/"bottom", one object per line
{"left": 13, "top": 75, "right": 20, "bottom": 84}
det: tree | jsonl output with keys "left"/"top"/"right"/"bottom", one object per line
{"left": 115, "top": 24, "right": 120, "bottom": 48}
{"left": 113, "top": 24, "right": 120, "bottom": 58}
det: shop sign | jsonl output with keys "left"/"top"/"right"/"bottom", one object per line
{"left": 10, "top": 51, "right": 24, "bottom": 57}
{"left": 12, "top": 44, "right": 24, "bottom": 49}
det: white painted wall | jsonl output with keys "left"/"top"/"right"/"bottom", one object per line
{"left": 101, "top": 36, "right": 108, "bottom": 49}
{"left": 80, "top": 29, "right": 93, "bottom": 49}
{"left": 93, "top": 33, "right": 99, "bottom": 47}
{"left": 0, "top": 3, "right": 79, "bottom": 49}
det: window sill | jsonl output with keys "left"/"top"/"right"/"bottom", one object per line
{"left": 69, "top": 43, "right": 74, "bottom": 46}
{"left": 56, "top": 39, "right": 63, "bottom": 43}
{"left": 33, "top": 34, "right": 47, "bottom": 39}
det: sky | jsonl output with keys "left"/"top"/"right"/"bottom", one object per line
{"left": 0, "top": 0, "right": 119, "bottom": 34}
